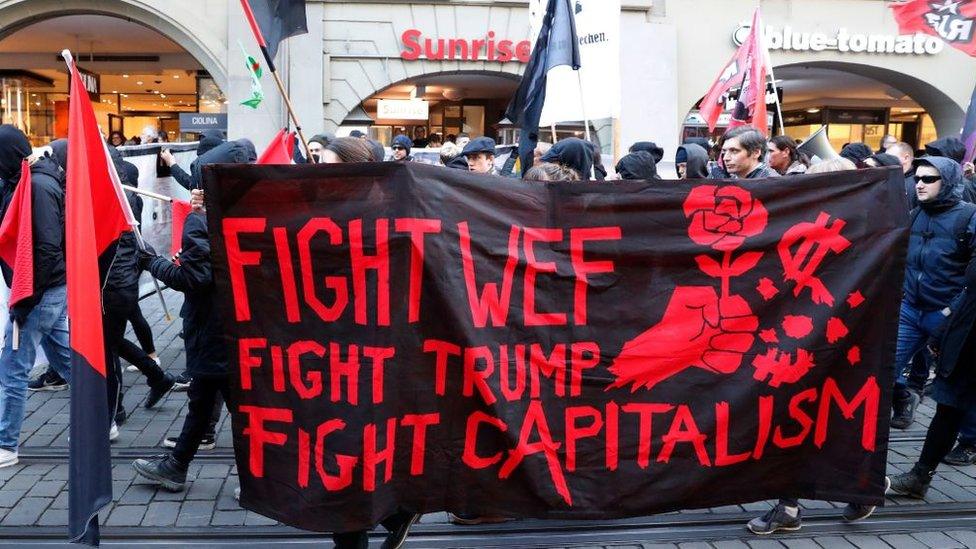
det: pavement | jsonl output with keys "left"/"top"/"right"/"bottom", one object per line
{"left": 0, "top": 289, "right": 975, "bottom": 548}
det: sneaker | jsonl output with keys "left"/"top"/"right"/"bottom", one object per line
{"left": 234, "top": 487, "right": 240, "bottom": 501}
{"left": 162, "top": 434, "right": 215, "bottom": 450}
{"left": 381, "top": 512, "right": 421, "bottom": 549}
{"left": 126, "top": 364, "right": 139, "bottom": 373}
{"left": 132, "top": 454, "right": 187, "bottom": 492}
{"left": 0, "top": 448, "right": 18, "bottom": 468}
{"left": 887, "top": 466, "right": 933, "bottom": 499}
{"left": 28, "top": 370, "right": 67, "bottom": 392}
{"left": 747, "top": 504, "right": 801, "bottom": 535}
{"left": 943, "top": 443, "right": 976, "bottom": 466}
{"left": 172, "top": 372, "right": 191, "bottom": 392}
{"left": 843, "top": 477, "right": 890, "bottom": 521}
{"left": 890, "top": 391, "right": 919, "bottom": 430}
{"left": 447, "top": 513, "right": 512, "bottom": 525}
{"left": 145, "top": 374, "right": 176, "bottom": 409}
{"left": 109, "top": 422, "right": 119, "bottom": 442}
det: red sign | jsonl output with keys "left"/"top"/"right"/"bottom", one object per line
{"left": 401, "top": 29, "right": 531, "bottom": 63}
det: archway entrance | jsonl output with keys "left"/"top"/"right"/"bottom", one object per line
{"left": 0, "top": 12, "right": 226, "bottom": 145}
{"left": 683, "top": 61, "right": 963, "bottom": 152}
{"left": 344, "top": 72, "right": 520, "bottom": 147}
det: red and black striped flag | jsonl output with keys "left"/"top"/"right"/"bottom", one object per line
{"left": 63, "top": 51, "right": 137, "bottom": 546}
{"left": 0, "top": 159, "right": 35, "bottom": 310}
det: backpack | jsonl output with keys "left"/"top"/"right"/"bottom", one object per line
{"left": 909, "top": 201, "right": 976, "bottom": 260}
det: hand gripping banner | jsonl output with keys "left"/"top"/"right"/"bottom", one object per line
{"left": 204, "top": 163, "right": 908, "bottom": 533}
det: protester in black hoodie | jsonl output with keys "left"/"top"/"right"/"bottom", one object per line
{"left": 675, "top": 143, "right": 710, "bottom": 179}
{"left": 629, "top": 141, "right": 665, "bottom": 164}
{"left": 541, "top": 137, "right": 593, "bottom": 180}
{"left": 615, "top": 151, "right": 659, "bottom": 181}
{"left": 0, "top": 125, "right": 73, "bottom": 467}
{"left": 102, "top": 161, "right": 175, "bottom": 421}
{"left": 926, "top": 137, "right": 976, "bottom": 203}
{"left": 840, "top": 143, "right": 874, "bottom": 168}
{"left": 161, "top": 130, "right": 226, "bottom": 190}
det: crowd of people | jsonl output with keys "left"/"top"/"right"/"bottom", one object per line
{"left": 0, "top": 120, "right": 974, "bottom": 546}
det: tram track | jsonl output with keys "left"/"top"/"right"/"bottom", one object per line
{"left": 0, "top": 502, "right": 974, "bottom": 547}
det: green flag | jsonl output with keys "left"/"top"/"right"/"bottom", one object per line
{"left": 239, "top": 41, "right": 264, "bottom": 109}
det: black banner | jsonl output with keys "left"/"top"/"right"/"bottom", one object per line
{"left": 204, "top": 163, "right": 908, "bottom": 533}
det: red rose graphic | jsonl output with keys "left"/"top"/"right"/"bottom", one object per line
{"left": 683, "top": 185, "right": 768, "bottom": 252}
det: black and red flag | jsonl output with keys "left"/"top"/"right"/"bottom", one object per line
{"left": 891, "top": 0, "right": 976, "bottom": 56}
{"left": 700, "top": 8, "right": 770, "bottom": 134}
{"left": 63, "top": 50, "right": 137, "bottom": 546}
{"left": 0, "top": 159, "right": 35, "bottom": 311}
{"left": 239, "top": 0, "right": 308, "bottom": 65}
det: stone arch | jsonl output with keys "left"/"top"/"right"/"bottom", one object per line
{"left": 0, "top": 0, "right": 227, "bottom": 92}
{"left": 773, "top": 60, "right": 964, "bottom": 137}
{"left": 325, "top": 60, "right": 525, "bottom": 132}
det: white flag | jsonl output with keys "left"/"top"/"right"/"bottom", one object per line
{"left": 529, "top": 0, "right": 621, "bottom": 126}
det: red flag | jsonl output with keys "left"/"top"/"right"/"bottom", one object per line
{"left": 700, "top": 8, "right": 769, "bottom": 133}
{"left": 0, "top": 161, "right": 34, "bottom": 308}
{"left": 728, "top": 9, "right": 770, "bottom": 135}
{"left": 171, "top": 199, "right": 192, "bottom": 257}
{"left": 64, "top": 51, "right": 133, "bottom": 546}
{"left": 257, "top": 129, "right": 295, "bottom": 165}
{"left": 891, "top": 0, "right": 976, "bottom": 57}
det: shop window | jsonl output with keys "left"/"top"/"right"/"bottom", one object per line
{"left": 919, "top": 114, "right": 937, "bottom": 149}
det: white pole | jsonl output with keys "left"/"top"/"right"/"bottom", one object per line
{"left": 574, "top": 69, "right": 596, "bottom": 179}
{"left": 758, "top": 12, "right": 785, "bottom": 136}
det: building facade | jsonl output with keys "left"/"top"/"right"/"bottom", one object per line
{"left": 1, "top": 0, "right": 974, "bottom": 158}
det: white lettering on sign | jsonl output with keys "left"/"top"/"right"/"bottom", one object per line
{"left": 79, "top": 72, "right": 98, "bottom": 94}
{"left": 733, "top": 25, "right": 944, "bottom": 56}
{"left": 376, "top": 99, "right": 430, "bottom": 121}
{"left": 192, "top": 116, "right": 219, "bottom": 125}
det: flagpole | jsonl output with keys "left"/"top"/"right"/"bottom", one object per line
{"left": 122, "top": 184, "right": 172, "bottom": 203}
{"left": 574, "top": 69, "right": 596, "bottom": 179}
{"left": 238, "top": 0, "right": 315, "bottom": 163}
{"left": 757, "top": 10, "right": 785, "bottom": 136}
{"left": 62, "top": 49, "right": 173, "bottom": 322}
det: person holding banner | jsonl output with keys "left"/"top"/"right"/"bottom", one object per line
{"left": 0, "top": 125, "right": 73, "bottom": 469}
{"left": 161, "top": 130, "right": 225, "bottom": 191}
{"left": 709, "top": 127, "right": 777, "bottom": 180}
{"left": 540, "top": 137, "right": 593, "bottom": 180}
{"left": 461, "top": 137, "right": 498, "bottom": 175}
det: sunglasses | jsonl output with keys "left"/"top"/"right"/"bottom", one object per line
{"left": 917, "top": 175, "right": 942, "bottom": 184}
{"left": 392, "top": 146, "right": 406, "bottom": 151}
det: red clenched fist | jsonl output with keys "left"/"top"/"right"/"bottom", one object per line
{"left": 609, "top": 286, "right": 758, "bottom": 391}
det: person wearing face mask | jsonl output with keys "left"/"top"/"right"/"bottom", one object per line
{"left": 0, "top": 125, "right": 73, "bottom": 469}
{"left": 674, "top": 143, "right": 710, "bottom": 179}
{"left": 306, "top": 133, "right": 334, "bottom": 164}
{"left": 614, "top": 151, "right": 660, "bottom": 181}
{"left": 540, "top": 137, "right": 593, "bottom": 180}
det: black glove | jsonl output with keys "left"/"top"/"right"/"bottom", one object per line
{"left": 137, "top": 243, "right": 158, "bottom": 272}
{"left": 10, "top": 298, "right": 36, "bottom": 327}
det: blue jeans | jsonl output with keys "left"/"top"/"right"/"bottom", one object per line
{"left": 894, "top": 301, "right": 947, "bottom": 393}
{"left": 0, "top": 285, "right": 72, "bottom": 451}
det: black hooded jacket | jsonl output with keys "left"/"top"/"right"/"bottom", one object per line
{"left": 629, "top": 142, "right": 665, "bottom": 164}
{"left": 926, "top": 137, "right": 976, "bottom": 203}
{"left": 148, "top": 212, "right": 227, "bottom": 376}
{"left": 105, "top": 161, "right": 143, "bottom": 293}
{"left": 904, "top": 156, "right": 976, "bottom": 312}
{"left": 676, "top": 143, "right": 710, "bottom": 179}
{"left": 542, "top": 138, "right": 593, "bottom": 180}
{"left": 840, "top": 143, "right": 873, "bottom": 166}
{"left": 171, "top": 130, "right": 226, "bottom": 189}
{"left": 615, "top": 151, "right": 659, "bottom": 181}
{"left": 0, "top": 126, "right": 66, "bottom": 302}
{"left": 181, "top": 139, "right": 256, "bottom": 190}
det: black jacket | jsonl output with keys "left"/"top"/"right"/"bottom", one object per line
{"left": 904, "top": 157, "right": 976, "bottom": 312}
{"left": 104, "top": 191, "right": 142, "bottom": 293}
{"left": 676, "top": 144, "right": 710, "bottom": 179}
{"left": 615, "top": 151, "right": 659, "bottom": 181}
{"left": 542, "top": 138, "right": 593, "bottom": 180}
{"left": 172, "top": 130, "right": 227, "bottom": 190}
{"left": 709, "top": 162, "right": 778, "bottom": 179}
{"left": 0, "top": 157, "right": 67, "bottom": 300}
{"left": 184, "top": 139, "right": 256, "bottom": 190}
{"left": 147, "top": 213, "right": 227, "bottom": 376}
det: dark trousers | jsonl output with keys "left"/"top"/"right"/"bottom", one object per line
{"left": 172, "top": 375, "right": 229, "bottom": 466}
{"left": 102, "top": 287, "right": 165, "bottom": 398}
{"left": 175, "top": 390, "right": 223, "bottom": 439}
{"left": 919, "top": 403, "right": 966, "bottom": 469}
{"left": 331, "top": 510, "right": 415, "bottom": 549}
{"left": 127, "top": 304, "right": 156, "bottom": 355}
